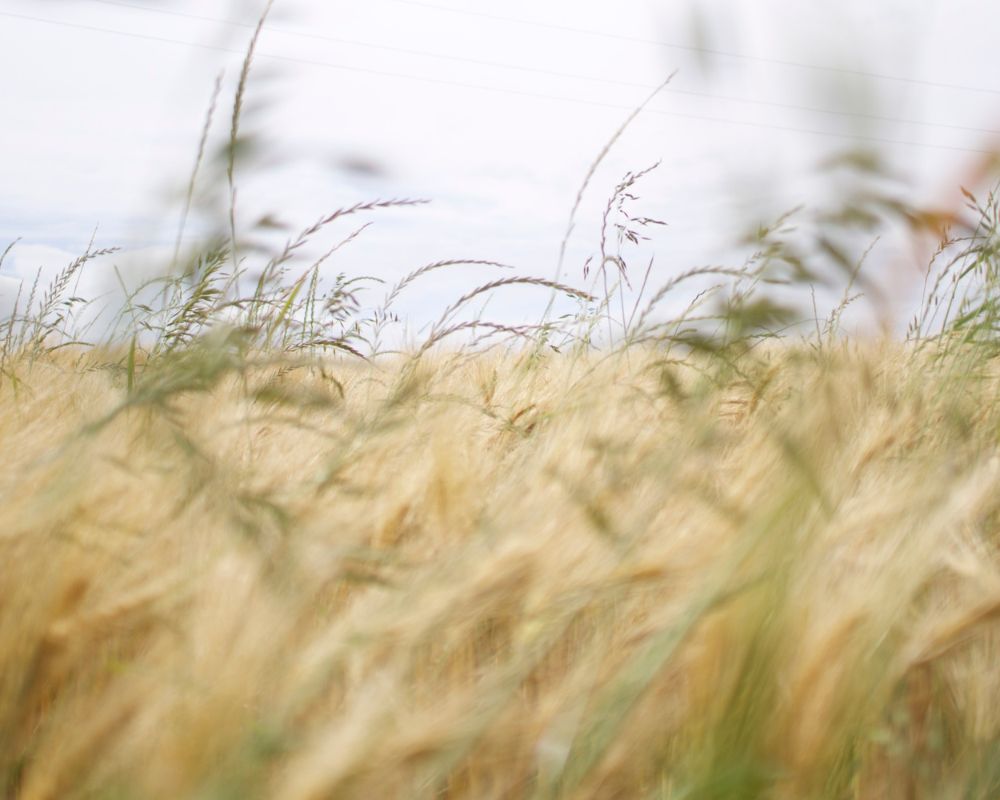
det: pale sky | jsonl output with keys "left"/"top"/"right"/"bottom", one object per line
{"left": 1, "top": 0, "right": 998, "bottom": 333}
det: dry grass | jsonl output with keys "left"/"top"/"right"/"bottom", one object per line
{"left": 5, "top": 8, "right": 1000, "bottom": 793}
{"left": 1, "top": 338, "right": 999, "bottom": 799}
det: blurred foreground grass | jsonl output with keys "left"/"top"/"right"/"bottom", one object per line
{"left": 2, "top": 336, "right": 999, "bottom": 799}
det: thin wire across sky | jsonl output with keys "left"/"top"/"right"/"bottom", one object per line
{"left": 0, "top": 2, "right": 997, "bottom": 157}
{"left": 80, "top": 0, "right": 1000, "bottom": 139}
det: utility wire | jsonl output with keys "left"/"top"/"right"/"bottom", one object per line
{"left": 1, "top": 9, "right": 995, "bottom": 157}
{"left": 389, "top": 0, "right": 1000, "bottom": 97}
{"left": 81, "top": 0, "right": 1000, "bottom": 138}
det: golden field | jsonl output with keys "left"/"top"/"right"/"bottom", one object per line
{"left": 5, "top": 14, "right": 1000, "bottom": 792}
{"left": 2, "top": 337, "right": 999, "bottom": 799}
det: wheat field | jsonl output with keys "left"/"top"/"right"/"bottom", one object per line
{"left": 4, "top": 5, "right": 1000, "bottom": 793}
{"left": 2, "top": 332, "right": 999, "bottom": 799}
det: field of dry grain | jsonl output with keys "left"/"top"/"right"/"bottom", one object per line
{"left": 5, "top": 9, "right": 1000, "bottom": 794}
{"left": 2, "top": 338, "right": 999, "bottom": 799}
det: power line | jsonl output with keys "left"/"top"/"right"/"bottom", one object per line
{"left": 80, "top": 0, "right": 1000, "bottom": 138}
{"left": 1, "top": 9, "right": 996, "bottom": 158}
{"left": 85, "top": 0, "right": 662, "bottom": 90}
{"left": 389, "top": 0, "right": 1000, "bottom": 98}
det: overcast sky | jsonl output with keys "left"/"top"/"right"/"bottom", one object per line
{"left": 1, "top": 0, "right": 999, "bottom": 331}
